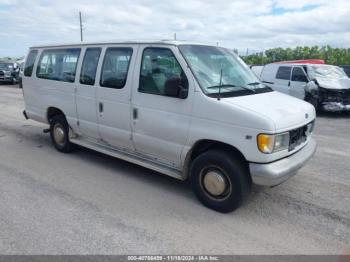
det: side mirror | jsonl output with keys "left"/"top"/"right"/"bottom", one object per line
{"left": 164, "top": 77, "right": 188, "bottom": 99}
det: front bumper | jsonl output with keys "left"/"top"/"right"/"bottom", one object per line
{"left": 322, "top": 102, "right": 350, "bottom": 112}
{"left": 249, "top": 138, "right": 317, "bottom": 186}
{"left": 320, "top": 88, "right": 350, "bottom": 112}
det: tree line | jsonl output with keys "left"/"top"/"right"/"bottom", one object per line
{"left": 241, "top": 46, "right": 350, "bottom": 66}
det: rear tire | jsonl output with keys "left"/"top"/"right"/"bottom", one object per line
{"left": 49, "top": 115, "right": 76, "bottom": 153}
{"left": 190, "top": 150, "right": 251, "bottom": 213}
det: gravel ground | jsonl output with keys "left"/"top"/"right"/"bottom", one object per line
{"left": 0, "top": 84, "right": 349, "bottom": 255}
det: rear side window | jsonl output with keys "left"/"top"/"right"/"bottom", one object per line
{"left": 36, "top": 48, "right": 81, "bottom": 83}
{"left": 80, "top": 48, "right": 101, "bottom": 86}
{"left": 100, "top": 47, "right": 133, "bottom": 89}
{"left": 276, "top": 66, "right": 291, "bottom": 80}
{"left": 291, "top": 67, "right": 308, "bottom": 82}
{"left": 24, "top": 50, "right": 38, "bottom": 77}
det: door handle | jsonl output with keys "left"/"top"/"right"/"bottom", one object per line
{"left": 288, "top": 81, "right": 291, "bottom": 87}
{"left": 133, "top": 108, "right": 138, "bottom": 120}
{"left": 99, "top": 102, "right": 104, "bottom": 113}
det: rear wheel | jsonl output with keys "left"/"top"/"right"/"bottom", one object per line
{"left": 49, "top": 115, "right": 76, "bottom": 153}
{"left": 190, "top": 150, "right": 251, "bottom": 213}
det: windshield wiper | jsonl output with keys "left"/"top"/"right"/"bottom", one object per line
{"left": 207, "top": 84, "right": 237, "bottom": 89}
{"left": 247, "top": 82, "right": 261, "bottom": 86}
{"left": 207, "top": 84, "right": 256, "bottom": 93}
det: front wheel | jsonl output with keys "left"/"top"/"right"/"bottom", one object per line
{"left": 190, "top": 150, "right": 251, "bottom": 213}
{"left": 305, "top": 92, "right": 319, "bottom": 111}
{"left": 49, "top": 115, "right": 76, "bottom": 153}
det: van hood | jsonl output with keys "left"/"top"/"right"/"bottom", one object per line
{"left": 222, "top": 91, "right": 315, "bottom": 131}
{"left": 315, "top": 77, "right": 350, "bottom": 90}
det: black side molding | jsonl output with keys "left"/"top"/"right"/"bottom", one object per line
{"left": 23, "top": 110, "right": 29, "bottom": 120}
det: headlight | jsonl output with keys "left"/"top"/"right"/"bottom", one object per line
{"left": 306, "top": 121, "right": 315, "bottom": 136}
{"left": 257, "top": 132, "right": 290, "bottom": 154}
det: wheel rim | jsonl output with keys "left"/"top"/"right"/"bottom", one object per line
{"left": 53, "top": 123, "right": 65, "bottom": 146}
{"left": 200, "top": 167, "right": 232, "bottom": 200}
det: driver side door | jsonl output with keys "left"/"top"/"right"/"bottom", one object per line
{"left": 290, "top": 66, "right": 308, "bottom": 99}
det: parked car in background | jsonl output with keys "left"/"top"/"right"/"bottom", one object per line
{"left": 0, "top": 61, "right": 20, "bottom": 84}
{"left": 339, "top": 65, "right": 350, "bottom": 77}
{"left": 22, "top": 41, "right": 316, "bottom": 213}
{"left": 259, "top": 60, "right": 350, "bottom": 112}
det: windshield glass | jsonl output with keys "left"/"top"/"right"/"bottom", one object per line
{"left": 0, "top": 63, "right": 13, "bottom": 70}
{"left": 178, "top": 45, "right": 270, "bottom": 97}
{"left": 308, "top": 65, "right": 348, "bottom": 79}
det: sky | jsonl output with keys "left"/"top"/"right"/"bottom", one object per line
{"left": 0, "top": 0, "right": 350, "bottom": 57}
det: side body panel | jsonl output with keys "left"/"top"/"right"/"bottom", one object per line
{"left": 96, "top": 45, "right": 138, "bottom": 151}
{"left": 23, "top": 47, "right": 80, "bottom": 133}
{"left": 74, "top": 46, "right": 102, "bottom": 139}
{"left": 261, "top": 64, "right": 291, "bottom": 95}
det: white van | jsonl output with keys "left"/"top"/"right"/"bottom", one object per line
{"left": 22, "top": 41, "right": 317, "bottom": 212}
{"left": 260, "top": 61, "right": 350, "bottom": 112}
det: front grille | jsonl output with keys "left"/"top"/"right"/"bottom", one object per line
{"left": 342, "top": 90, "right": 350, "bottom": 104}
{"left": 289, "top": 124, "right": 310, "bottom": 151}
{"left": 321, "top": 88, "right": 350, "bottom": 105}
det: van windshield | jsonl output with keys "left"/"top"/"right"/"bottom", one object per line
{"left": 178, "top": 45, "right": 271, "bottom": 98}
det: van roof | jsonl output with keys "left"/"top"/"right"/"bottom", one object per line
{"left": 266, "top": 63, "right": 334, "bottom": 67}
{"left": 273, "top": 59, "right": 325, "bottom": 65}
{"left": 30, "top": 40, "right": 209, "bottom": 49}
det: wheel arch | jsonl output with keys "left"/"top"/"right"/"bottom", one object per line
{"left": 183, "top": 139, "right": 249, "bottom": 180}
{"left": 47, "top": 107, "right": 66, "bottom": 123}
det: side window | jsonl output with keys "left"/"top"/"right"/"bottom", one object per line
{"left": 276, "top": 66, "right": 292, "bottom": 80}
{"left": 100, "top": 47, "right": 133, "bottom": 89}
{"left": 291, "top": 67, "right": 308, "bottom": 82}
{"left": 24, "top": 50, "right": 38, "bottom": 77}
{"left": 36, "top": 48, "right": 81, "bottom": 83}
{"left": 80, "top": 48, "right": 101, "bottom": 85}
{"left": 139, "top": 48, "right": 188, "bottom": 98}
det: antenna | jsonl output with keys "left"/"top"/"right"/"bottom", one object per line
{"left": 79, "top": 11, "right": 83, "bottom": 42}
{"left": 174, "top": 33, "right": 177, "bottom": 40}
{"left": 218, "top": 66, "right": 223, "bottom": 101}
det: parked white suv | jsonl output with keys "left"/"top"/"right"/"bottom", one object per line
{"left": 22, "top": 41, "right": 317, "bottom": 212}
{"left": 259, "top": 60, "right": 350, "bottom": 112}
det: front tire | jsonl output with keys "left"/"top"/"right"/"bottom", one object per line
{"left": 190, "top": 150, "right": 251, "bottom": 213}
{"left": 49, "top": 115, "right": 76, "bottom": 153}
{"left": 305, "top": 92, "right": 319, "bottom": 111}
